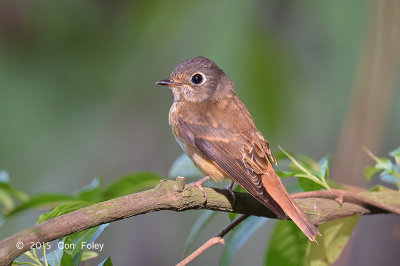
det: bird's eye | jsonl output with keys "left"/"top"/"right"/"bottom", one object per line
{"left": 191, "top": 73, "right": 204, "bottom": 85}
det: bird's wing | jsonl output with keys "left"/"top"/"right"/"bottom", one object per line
{"left": 176, "top": 116, "right": 286, "bottom": 218}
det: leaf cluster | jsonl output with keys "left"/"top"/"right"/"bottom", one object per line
{"left": 364, "top": 146, "right": 400, "bottom": 189}
{"left": 1, "top": 172, "right": 161, "bottom": 266}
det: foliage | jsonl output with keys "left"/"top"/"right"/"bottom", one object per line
{"left": 277, "top": 147, "right": 331, "bottom": 191}
{"left": 304, "top": 216, "right": 359, "bottom": 266}
{"left": 2, "top": 172, "right": 160, "bottom": 265}
{"left": 364, "top": 146, "right": 400, "bottom": 188}
{"left": 12, "top": 224, "right": 112, "bottom": 266}
{"left": 0, "top": 171, "right": 29, "bottom": 220}
{"left": 265, "top": 216, "right": 359, "bottom": 266}
{"left": 265, "top": 220, "right": 308, "bottom": 265}
{"left": 3, "top": 172, "right": 160, "bottom": 219}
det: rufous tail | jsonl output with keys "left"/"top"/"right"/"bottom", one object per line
{"left": 261, "top": 168, "right": 322, "bottom": 241}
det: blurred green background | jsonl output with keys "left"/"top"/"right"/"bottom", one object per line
{"left": 1, "top": 1, "right": 399, "bottom": 265}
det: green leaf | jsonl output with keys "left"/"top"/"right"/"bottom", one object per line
{"left": 11, "top": 261, "right": 35, "bottom": 265}
{"left": 75, "top": 178, "right": 102, "bottom": 202}
{"left": 269, "top": 150, "right": 287, "bottom": 162}
{"left": 389, "top": 146, "right": 400, "bottom": 165}
{"left": 364, "top": 166, "right": 380, "bottom": 181}
{"left": 363, "top": 147, "right": 381, "bottom": 163}
{"left": 102, "top": 172, "right": 160, "bottom": 200}
{"left": 375, "top": 158, "right": 393, "bottom": 171}
{"left": 233, "top": 185, "right": 247, "bottom": 193}
{"left": 265, "top": 220, "right": 308, "bottom": 266}
{"left": 0, "top": 190, "right": 14, "bottom": 212}
{"left": 183, "top": 210, "right": 218, "bottom": 257}
{"left": 368, "top": 185, "right": 392, "bottom": 192}
{"left": 284, "top": 182, "right": 304, "bottom": 194}
{"left": 305, "top": 216, "right": 359, "bottom": 265}
{"left": 379, "top": 170, "right": 399, "bottom": 184}
{"left": 60, "top": 240, "right": 74, "bottom": 266}
{"left": 42, "top": 241, "right": 64, "bottom": 266}
{"left": 228, "top": 212, "right": 238, "bottom": 221}
{"left": 81, "top": 251, "right": 99, "bottom": 261}
{"left": 279, "top": 147, "right": 330, "bottom": 190}
{"left": 68, "top": 223, "right": 109, "bottom": 258}
{"left": 6, "top": 193, "right": 77, "bottom": 217}
{"left": 0, "top": 180, "right": 29, "bottom": 202}
{"left": 53, "top": 224, "right": 109, "bottom": 265}
{"left": 318, "top": 156, "right": 330, "bottom": 182}
{"left": 37, "top": 201, "right": 90, "bottom": 224}
{"left": 298, "top": 178, "right": 324, "bottom": 192}
{"left": 364, "top": 147, "right": 400, "bottom": 184}
{"left": 286, "top": 154, "right": 316, "bottom": 176}
{"left": 168, "top": 153, "right": 202, "bottom": 181}
{"left": 40, "top": 207, "right": 108, "bottom": 265}
{"left": 294, "top": 154, "right": 320, "bottom": 173}
{"left": 221, "top": 216, "right": 267, "bottom": 266}
{"left": 98, "top": 257, "right": 113, "bottom": 266}
{"left": 275, "top": 170, "right": 297, "bottom": 178}
{"left": 11, "top": 260, "right": 31, "bottom": 265}
{"left": 0, "top": 171, "right": 28, "bottom": 202}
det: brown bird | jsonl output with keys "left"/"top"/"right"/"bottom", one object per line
{"left": 156, "top": 56, "right": 321, "bottom": 241}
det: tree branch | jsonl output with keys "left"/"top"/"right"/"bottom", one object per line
{"left": 177, "top": 214, "right": 250, "bottom": 266}
{"left": 0, "top": 177, "right": 399, "bottom": 265}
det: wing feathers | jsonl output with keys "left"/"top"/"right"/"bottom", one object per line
{"left": 175, "top": 104, "right": 320, "bottom": 241}
{"left": 178, "top": 118, "right": 287, "bottom": 217}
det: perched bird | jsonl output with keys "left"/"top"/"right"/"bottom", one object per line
{"left": 156, "top": 56, "right": 321, "bottom": 241}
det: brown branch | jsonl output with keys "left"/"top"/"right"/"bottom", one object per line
{"left": 0, "top": 177, "right": 399, "bottom": 265}
{"left": 292, "top": 189, "right": 400, "bottom": 215}
{"left": 177, "top": 214, "right": 250, "bottom": 266}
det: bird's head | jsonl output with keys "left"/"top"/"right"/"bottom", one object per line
{"left": 156, "top": 56, "right": 234, "bottom": 102}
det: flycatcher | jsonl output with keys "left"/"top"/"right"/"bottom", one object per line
{"left": 156, "top": 56, "right": 321, "bottom": 241}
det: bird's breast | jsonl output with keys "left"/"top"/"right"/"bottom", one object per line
{"left": 178, "top": 140, "right": 228, "bottom": 182}
{"left": 168, "top": 102, "right": 179, "bottom": 128}
{"left": 168, "top": 102, "right": 229, "bottom": 182}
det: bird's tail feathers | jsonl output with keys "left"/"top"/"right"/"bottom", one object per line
{"left": 261, "top": 170, "right": 321, "bottom": 242}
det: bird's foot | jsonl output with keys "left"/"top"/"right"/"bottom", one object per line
{"left": 226, "top": 181, "right": 236, "bottom": 205}
{"left": 190, "top": 176, "right": 211, "bottom": 199}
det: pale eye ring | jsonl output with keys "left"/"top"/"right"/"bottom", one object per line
{"left": 191, "top": 73, "right": 206, "bottom": 85}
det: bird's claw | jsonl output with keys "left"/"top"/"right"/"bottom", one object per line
{"left": 226, "top": 181, "right": 236, "bottom": 205}
{"left": 189, "top": 176, "right": 211, "bottom": 200}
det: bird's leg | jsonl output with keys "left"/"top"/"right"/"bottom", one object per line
{"left": 190, "top": 176, "right": 211, "bottom": 199}
{"left": 226, "top": 181, "right": 236, "bottom": 205}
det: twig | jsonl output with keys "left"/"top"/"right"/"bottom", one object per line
{"left": 292, "top": 189, "right": 400, "bottom": 215}
{"left": 177, "top": 214, "right": 250, "bottom": 266}
{"left": 0, "top": 178, "right": 399, "bottom": 265}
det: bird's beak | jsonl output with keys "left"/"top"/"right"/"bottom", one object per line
{"left": 155, "top": 79, "right": 182, "bottom": 87}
